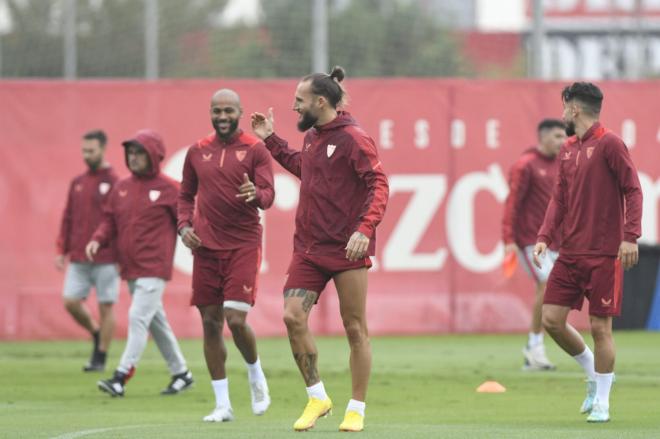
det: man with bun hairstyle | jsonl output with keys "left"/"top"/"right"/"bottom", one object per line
{"left": 251, "top": 66, "right": 389, "bottom": 432}
{"left": 86, "top": 129, "right": 193, "bottom": 398}
{"left": 534, "top": 82, "right": 642, "bottom": 422}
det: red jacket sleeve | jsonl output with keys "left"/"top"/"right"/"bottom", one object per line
{"left": 91, "top": 188, "right": 118, "bottom": 247}
{"left": 56, "top": 180, "right": 74, "bottom": 255}
{"left": 350, "top": 135, "right": 389, "bottom": 239}
{"left": 167, "top": 178, "right": 181, "bottom": 227}
{"left": 538, "top": 150, "right": 567, "bottom": 246}
{"left": 603, "top": 134, "right": 643, "bottom": 242}
{"left": 177, "top": 147, "right": 197, "bottom": 231}
{"left": 502, "top": 159, "right": 531, "bottom": 245}
{"left": 252, "top": 143, "right": 275, "bottom": 210}
{"left": 263, "top": 133, "right": 302, "bottom": 179}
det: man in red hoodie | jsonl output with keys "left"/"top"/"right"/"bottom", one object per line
{"left": 534, "top": 82, "right": 643, "bottom": 423}
{"left": 56, "top": 129, "right": 119, "bottom": 372}
{"left": 86, "top": 129, "right": 193, "bottom": 398}
{"left": 502, "top": 119, "right": 566, "bottom": 371}
{"left": 251, "top": 66, "right": 389, "bottom": 432}
{"left": 178, "top": 89, "right": 275, "bottom": 422}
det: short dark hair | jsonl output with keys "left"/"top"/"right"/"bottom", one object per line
{"left": 537, "top": 118, "right": 566, "bottom": 133}
{"left": 561, "top": 82, "right": 603, "bottom": 115}
{"left": 83, "top": 130, "right": 107, "bottom": 147}
{"left": 302, "top": 65, "right": 347, "bottom": 108}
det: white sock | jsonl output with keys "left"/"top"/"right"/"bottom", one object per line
{"left": 211, "top": 378, "right": 231, "bottom": 409}
{"left": 346, "top": 399, "right": 366, "bottom": 417}
{"left": 528, "top": 332, "right": 543, "bottom": 347}
{"left": 246, "top": 357, "right": 265, "bottom": 383}
{"left": 306, "top": 381, "right": 328, "bottom": 400}
{"left": 572, "top": 347, "right": 596, "bottom": 381}
{"left": 595, "top": 372, "right": 614, "bottom": 408}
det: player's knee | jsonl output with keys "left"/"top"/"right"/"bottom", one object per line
{"left": 128, "top": 307, "right": 151, "bottom": 328}
{"left": 63, "top": 298, "right": 82, "bottom": 312}
{"left": 283, "top": 309, "right": 306, "bottom": 332}
{"left": 201, "top": 314, "right": 222, "bottom": 336}
{"left": 225, "top": 313, "right": 246, "bottom": 334}
{"left": 542, "top": 312, "right": 562, "bottom": 333}
{"left": 589, "top": 318, "right": 611, "bottom": 339}
{"left": 343, "top": 318, "right": 368, "bottom": 346}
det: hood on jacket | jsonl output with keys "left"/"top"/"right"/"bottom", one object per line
{"left": 314, "top": 111, "right": 356, "bottom": 133}
{"left": 122, "top": 129, "right": 166, "bottom": 177}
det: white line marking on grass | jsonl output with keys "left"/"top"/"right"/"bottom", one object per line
{"left": 49, "top": 425, "right": 150, "bottom": 439}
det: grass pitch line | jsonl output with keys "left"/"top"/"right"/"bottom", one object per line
{"left": 49, "top": 425, "right": 150, "bottom": 439}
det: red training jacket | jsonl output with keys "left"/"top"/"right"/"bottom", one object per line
{"left": 92, "top": 130, "right": 179, "bottom": 280}
{"left": 178, "top": 130, "right": 274, "bottom": 250}
{"left": 502, "top": 147, "right": 559, "bottom": 250}
{"left": 56, "top": 166, "right": 118, "bottom": 263}
{"left": 538, "top": 122, "right": 643, "bottom": 256}
{"left": 265, "top": 112, "right": 389, "bottom": 258}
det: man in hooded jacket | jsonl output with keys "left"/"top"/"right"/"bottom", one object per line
{"left": 86, "top": 129, "right": 193, "bottom": 397}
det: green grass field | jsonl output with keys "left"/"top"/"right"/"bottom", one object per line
{"left": 1, "top": 332, "right": 659, "bottom": 438}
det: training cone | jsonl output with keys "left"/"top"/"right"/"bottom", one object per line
{"left": 502, "top": 252, "right": 518, "bottom": 278}
{"left": 476, "top": 381, "right": 506, "bottom": 393}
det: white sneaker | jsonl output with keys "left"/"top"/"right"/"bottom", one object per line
{"left": 580, "top": 380, "right": 597, "bottom": 414}
{"left": 203, "top": 406, "right": 234, "bottom": 422}
{"left": 522, "top": 344, "right": 556, "bottom": 371}
{"left": 250, "top": 379, "right": 271, "bottom": 415}
{"left": 586, "top": 400, "right": 610, "bottom": 422}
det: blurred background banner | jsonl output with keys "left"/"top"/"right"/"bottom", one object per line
{"left": 1, "top": 79, "right": 659, "bottom": 339}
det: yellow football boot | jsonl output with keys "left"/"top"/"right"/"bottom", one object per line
{"left": 339, "top": 410, "right": 364, "bottom": 432}
{"left": 293, "top": 397, "right": 333, "bottom": 431}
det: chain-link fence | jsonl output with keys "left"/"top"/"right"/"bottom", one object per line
{"left": 2, "top": 0, "right": 660, "bottom": 80}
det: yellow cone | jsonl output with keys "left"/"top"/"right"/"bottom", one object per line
{"left": 476, "top": 381, "right": 506, "bottom": 393}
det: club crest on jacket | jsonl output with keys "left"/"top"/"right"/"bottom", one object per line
{"left": 327, "top": 144, "right": 337, "bottom": 157}
{"left": 149, "top": 190, "right": 161, "bottom": 202}
{"left": 99, "top": 182, "right": 111, "bottom": 195}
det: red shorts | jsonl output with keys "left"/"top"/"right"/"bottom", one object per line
{"left": 191, "top": 246, "right": 261, "bottom": 308}
{"left": 283, "top": 252, "right": 372, "bottom": 301}
{"left": 544, "top": 255, "right": 623, "bottom": 317}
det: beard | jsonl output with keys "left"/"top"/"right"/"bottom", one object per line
{"left": 214, "top": 118, "right": 239, "bottom": 139}
{"left": 565, "top": 120, "right": 576, "bottom": 137}
{"left": 85, "top": 158, "right": 102, "bottom": 170}
{"left": 297, "top": 111, "right": 318, "bottom": 132}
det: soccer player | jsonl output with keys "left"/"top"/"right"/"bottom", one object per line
{"left": 178, "top": 89, "right": 275, "bottom": 422}
{"left": 502, "top": 119, "right": 566, "bottom": 371}
{"left": 86, "top": 129, "right": 193, "bottom": 397}
{"left": 251, "top": 66, "right": 389, "bottom": 432}
{"left": 56, "top": 130, "right": 119, "bottom": 372}
{"left": 534, "top": 82, "right": 642, "bottom": 422}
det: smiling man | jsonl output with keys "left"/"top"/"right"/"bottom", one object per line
{"left": 178, "top": 89, "right": 275, "bottom": 422}
{"left": 251, "top": 66, "right": 389, "bottom": 432}
{"left": 87, "top": 130, "right": 193, "bottom": 398}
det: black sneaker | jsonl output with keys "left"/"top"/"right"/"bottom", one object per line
{"left": 161, "top": 370, "right": 194, "bottom": 395}
{"left": 98, "top": 368, "right": 134, "bottom": 397}
{"left": 83, "top": 351, "right": 106, "bottom": 372}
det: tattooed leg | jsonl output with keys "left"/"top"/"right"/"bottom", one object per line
{"left": 283, "top": 288, "right": 320, "bottom": 386}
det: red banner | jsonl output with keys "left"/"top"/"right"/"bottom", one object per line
{"left": 1, "top": 79, "right": 659, "bottom": 340}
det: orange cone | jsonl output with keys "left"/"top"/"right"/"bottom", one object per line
{"left": 503, "top": 252, "right": 518, "bottom": 278}
{"left": 476, "top": 381, "right": 506, "bottom": 393}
